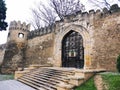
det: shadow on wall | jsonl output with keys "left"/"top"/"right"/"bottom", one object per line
{"left": 0, "top": 51, "right": 5, "bottom": 65}
{"left": 0, "top": 44, "right": 6, "bottom": 65}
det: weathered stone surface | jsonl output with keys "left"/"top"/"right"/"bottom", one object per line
{"left": 1, "top": 42, "right": 26, "bottom": 74}
{"left": 0, "top": 44, "right": 5, "bottom": 65}
{"left": 91, "top": 13, "right": 120, "bottom": 71}
{"left": 1, "top": 5, "right": 120, "bottom": 74}
{"left": 25, "top": 33, "right": 55, "bottom": 66}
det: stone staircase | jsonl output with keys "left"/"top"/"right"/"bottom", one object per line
{"left": 15, "top": 65, "right": 105, "bottom": 90}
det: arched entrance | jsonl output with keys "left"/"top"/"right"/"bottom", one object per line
{"left": 62, "top": 30, "right": 84, "bottom": 68}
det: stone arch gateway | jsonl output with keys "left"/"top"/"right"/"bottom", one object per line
{"left": 54, "top": 24, "right": 92, "bottom": 69}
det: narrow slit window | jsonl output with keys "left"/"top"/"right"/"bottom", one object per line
{"left": 8, "top": 32, "right": 10, "bottom": 37}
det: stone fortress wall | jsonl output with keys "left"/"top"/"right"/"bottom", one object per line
{"left": 26, "top": 33, "right": 55, "bottom": 66}
{"left": 26, "top": 4, "right": 120, "bottom": 71}
{"left": 1, "top": 21, "right": 30, "bottom": 73}
{"left": 91, "top": 10, "right": 120, "bottom": 71}
{"left": 0, "top": 4, "right": 120, "bottom": 74}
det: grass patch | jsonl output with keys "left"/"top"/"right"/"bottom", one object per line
{"left": 75, "top": 77, "right": 97, "bottom": 90}
{"left": 75, "top": 72, "right": 120, "bottom": 90}
{"left": 101, "top": 72, "right": 120, "bottom": 90}
{"left": 0, "top": 74, "right": 14, "bottom": 81}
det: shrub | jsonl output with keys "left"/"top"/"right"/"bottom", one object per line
{"left": 117, "top": 55, "right": 120, "bottom": 72}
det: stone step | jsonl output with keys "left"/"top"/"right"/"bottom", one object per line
{"left": 67, "top": 75, "right": 84, "bottom": 80}
{"left": 18, "top": 79, "right": 47, "bottom": 90}
{"left": 20, "top": 71, "right": 69, "bottom": 83}
{"left": 57, "top": 82, "right": 74, "bottom": 90}
{"left": 23, "top": 69, "right": 72, "bottom": 77}
{"left": 23, "top": 67, "right": 74, "bottom": 77}
{"left": 37, "top": 68, "right": 72, "bottom": 74}
{"left": 15, "top": 68, "right": 45, "bottom": 79}
{"left": 33, "top": 72, "right": 67, "bottom": 78}
{"left": 17, "top": 67, "right": 102, "bottom": 90}
{"left": 21, "top": 69, "right": 72, "bottom": 79}
{"left": 19, "top": 75, "right": 59, "bottom": 86}
{"left": 42, "top": 68, "right": 74, "bottom": 75}
{"left": 69, "top": 77, "right": 84, "bottom": 86}
{"left": 43, "top": 67, "right": 75, "bottom": 72}
{"left": 15, "top": 71, "right": 30, "bottom": 79}
{"left": 19, "top": 77, "right": 56, "bottom": 90}
{"left": 19, "top": 77, "right": 73, "bottom": 90}
{"left": 20, "top": 73, "right": 68, "bottom": 84}
{"left": 17, "top": 68, "right": 75, "bottom": 90}
{"left": 19, "top": 78, "right": 57, "bottom": 89}
{"left": 18, "top": 73, "right": 74, "bottom": 90}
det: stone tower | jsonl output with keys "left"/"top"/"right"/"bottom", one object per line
{"left": 1, "top": 21, "right": 30, "bottom": 74}
{"left": 7, "top": 21, "right": 30, "bottom": 43}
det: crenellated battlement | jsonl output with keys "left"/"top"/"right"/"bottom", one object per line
{"left": 9, "top": 21, "right": 31, "bottom": 31}
{"left": 28, "top": 4, "right": 120, "bottom": 39}
{"left": 63, "top": 4, "right": 120, "bottom": 22}
{"left": 28, "top": 24, "right": 55, "bottom": 39}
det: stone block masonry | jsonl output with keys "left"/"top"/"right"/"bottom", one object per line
{"left": 25, "top": 33, "right": 55, "bottom": 66}
{"left": 1, "top": 4, "right": 120, "bottom": 74}
{"left": 91, "top": 12, "right": 120, "bottom": 71}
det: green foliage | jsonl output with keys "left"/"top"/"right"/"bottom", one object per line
{"left": 117, "top": 55, "right": 120, "bottom": 72}
{"left": 75, "top": 77, "right": 97, "bottom": 90}
{"left": 0, "top": 74, "right": 14, "bottom": 81}
{"left": 0, "top": 0, "right": 8, "bottom": 31}
{"left": 75, "top": 73, "right": 120, "bottom": 90}
{"left": 102, "top": 73, "right": 120, "bottom": 90}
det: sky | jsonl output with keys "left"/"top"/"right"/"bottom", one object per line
{"left": 0, "top": 0, "right": 119, "bottom": 44}
{"left": 0, "top": 0, "right": 37, "bottom": 44}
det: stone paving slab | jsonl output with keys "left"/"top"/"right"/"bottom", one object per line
{"left": 0, "top": 80, "right": 35, "bottom": 90}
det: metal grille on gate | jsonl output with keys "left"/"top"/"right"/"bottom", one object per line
{"left": 62, "top": 30, "right": 84, "bottom": 68}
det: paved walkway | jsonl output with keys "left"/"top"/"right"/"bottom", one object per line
{"left": 0, "top": 80, "right": 35, "bottom": 90}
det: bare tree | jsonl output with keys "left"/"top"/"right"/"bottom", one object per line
{"left": 49, "top": 0, "right": 85, "bottom": 20}
{"left": 31, "top": 2, "right": 57, "bottom": 29}
{"left": 88, "top": 0, "right": 114, "bottom": 9}
{"left": 31, "top": 0, "right": 85, "bottom": 29}
{"left": 30, "top": 10, "right": 42, "bottom": 30}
